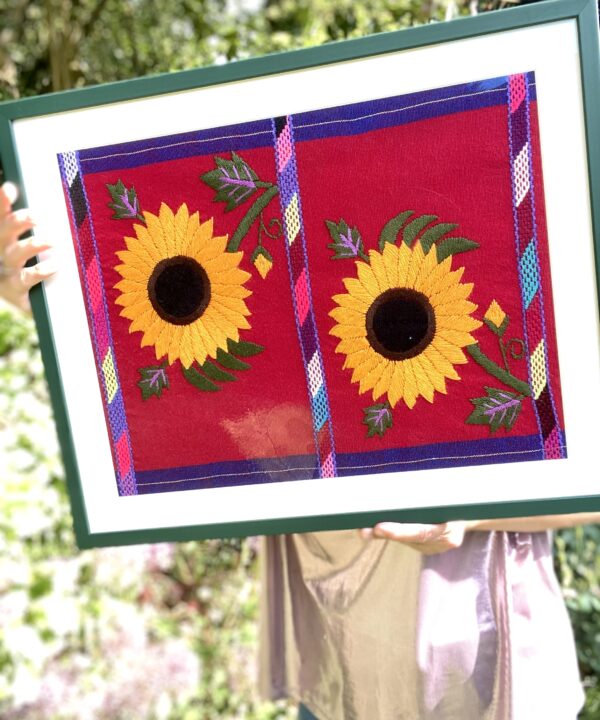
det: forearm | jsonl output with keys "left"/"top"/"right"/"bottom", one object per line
{"left": 467, "top": 512, "right": 600, "bottom": 533}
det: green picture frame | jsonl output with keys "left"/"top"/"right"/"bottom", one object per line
{"left": 1, "top": 0, "right": 599, "bottom": 548}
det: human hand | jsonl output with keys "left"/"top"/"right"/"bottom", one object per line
{"left": 0, "top": 182, "right": 54, "bottom": 312}
{"left": 359, "top": 521, "right": 472, "bottom": 555}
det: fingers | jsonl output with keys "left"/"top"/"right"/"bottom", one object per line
{"left": 371, "top": 522, "right": 448, "bottom": 543}
{"left": 3, "top": 236, "right": 50, "bottom": 271}
{"left": 19, "top": 259, "right": 56, "bottom": 290}
{"left": 0, "top": 182, "right": 18, "bottom": 220}
{"left": 0, "top": 209, "right": 35, "bottom": 251}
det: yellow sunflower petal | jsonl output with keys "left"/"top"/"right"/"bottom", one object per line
{"left": 381, "top": 242, "right": 400, "bottom": 287}
{"left": 436, "top": 327, "right": 479, "bottom": 348}
{"left": 342, "top": 348, "right": 372, "bottom": 370}
{"left": 431, "top": 336, "right": 470, "bottom": 365}
{"left": 428, "top": 281, "right": 474, "bottom": 307}
{"left": 436, "top": 314, "right": 482, "bottom": 335}
{"left": 188, "top": 232, "right": 228, "bottom": 262}
{"left": 334, "top": 337, "right": 370, "bottom": 355}
{"left": 396, "top": 242, "right": 412, "bottom": 286}
{"left": 415, "top": 352, "right": 447, "bottom": 395}
{"left": 328, "top": 306, "right": 365, "bottom": 326}
{"left": 350, "top": 349, "right": 382, "bottom": 383}
{"left": 178, "top": 329, "right": 196, "bottom": 369}
{"left": 429, "top": 267, "right": 465, "bottom": 299}
{"left": 158, "top": 203, "right": 178, "bottom": 254}
{"left": 386, "top": 362, "right": 404, "bottom": 408}
{"left": 342, "top": 277, "right": 377, "bottom": 305}
{"left": 204, "top": 250, "right": 244, "bottom": 274}
{"left": 411, "top": 356, "right": 435, "bottom": 403}
{"left": 413, "top": 246, "right": 440, "bottom": 292}
{"left": 114, "top": 278, "right": 145, "bottom": 294}
{"left": 167, "top": 325, "right": 185, "bottom": 365}
{"left": 213, "top": 294, "right": 251, "bottom": 316}
{"left": 211, "top": 282, "right": 251, "bottom": 299}
{"left": 332, "top": 292, "right": 369, "bottom": 313}
{"left": 116, "top": 249, "right": 154, "bottom": 272}
{"left": 114, "top": 263, "right": 148, "bottom": 283}
{"left": 141, "top": 315, "right": 167, "bottom": 347}
{"left": 142, "top": 212, "right": 170, "bottom": 258}
{"left": 330, "top": 324, "right": 368, "bottom": 340}
{"left": 125, "top": 232, "right": 161, "bottom": 265}
{"left": 359, "top": 358, "right": 389, "bottom": 395}
{"left": 189, "top": 320, "right": 214, "bottom": 360}
{"left": 120, "top": 299, "right": 153, "bottom": 322}
{"left": 199, "top": 310, "right": 231, "bottom": 351}
{"left": 368, "top": 250, "right": 389, "bottom": 291}
{"left": 211, "top": 301, "right": 251, "bottom": 331}
{"left": 424, "top": 344, "right": 461, "bottom": 381}
{"left": 418, "top": 255, "right": 453, "bottom": 296}
{"left": 154, "top": 323, "right": 175, "bottom": 361}
{"left": 372, "top": 360, "right": 394, "bottom": 400}
{"left": 214, "top": 268, "right": 252, "bottom": 286}
{"left": 402, "top": 360, "right": 419, "bottom": 409}
{"left": 405, "top": 242, "right": 426, "bottom": 289}
{"left": 115, "top": 291, "right": 146, "bottom": 308}
{"left": 173, "top": 204, "right": 190, "bottom": 253}
{"left": 356, "top": 260, "right": 381, "bottom": 298}
{"left": 434, "top": 300, "right": 478, "bottom": 317}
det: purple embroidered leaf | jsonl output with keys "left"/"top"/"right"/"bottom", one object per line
{"left": 107, "top": 180, "right": 145, "bottom": 221}
{"left": 326, "top": 219, "right": 366, "bottom": 260}
{"left": 363, "top": 402, "right": 393, "bottom": 438}
{"left": 138, "top": 363, "right": 169, "bottom": 400}
{"left": 201, "top": 152, "right": 262, "bottom": 211}
{"left": 466, "top": 386, "right": 523, "bottom": 433}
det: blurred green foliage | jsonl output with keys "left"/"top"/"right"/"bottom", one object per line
{"left": 1, "top": 0, "right": 598, "bottom": 717}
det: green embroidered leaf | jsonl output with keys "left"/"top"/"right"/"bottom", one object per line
{"left": 326, "top": 219, "right": 365, "bottom": 259}
{"left": 182, "top": 366, "right": 220, "bottom": 392}
{"left": 378, "top": 210, "right": 414, "bottom": 250}
{"left": 106, "top": 180, "right": 144, "bottom": 221}
{"left": 137, "top": 364, "right": 169, "bottom": 400}
{"left": 436, "top": 237, "right": 480, "bottom": 262}
{"left": 363, "top": 403, "right": 393, "bottom": 438}
{"left": 227, "top": 338, "right": 265, "bottom": 357}
{"left": 201, "top": 152, "right": 261, "bottom": 212}
{"left": 466, "top": 387, "right": 523, "bottom": 433}
{"left": 402, "top": 214, "right": 437, "bottom": 246}
{"left": 201, "top": 360, "right": 237, "bottom": 383}
{"left": 216, "top": 349, "right": 251, "bottom": 370}
{"left": 419, "top": 222, "right": 459, "bottom": 253}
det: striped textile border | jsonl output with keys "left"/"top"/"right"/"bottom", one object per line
{"left": 58, "top": 151, "right": 138, "bottom": 494}
{"left": 507, "top": 74, "right": 565, "bottom": 460}
{"left": 271, "top": 115, "right": 337, "bottom": 479}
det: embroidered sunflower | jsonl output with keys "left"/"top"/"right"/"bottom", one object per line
{"left": 329, "top": 242, "right": 481, "bottom": 409}
{"left": 114, "top": 203, "right": 251, "bottom": 369}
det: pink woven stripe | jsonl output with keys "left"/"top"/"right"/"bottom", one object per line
{"left": 86, "top": 257, "right": 103, "bottom": 311}
{"left": 276, "top": 124, "right": 293, "bottom": 172}
{"left": 321, "top": 452, "right": 336, "bottom": 478}
{"left": 115, "top": 432, "right": 132, "bottom": 477}
{"left": 544, "top": 426, "right": 562, "bottom": 459}
{"left": 295, "top": 268, "right": 310, "bottom": 325}
{"left": 509, "top": 74, "right": 526, "bottom": 113}
{"left": 93, "top": 303, "right": 110, "bottom": 357}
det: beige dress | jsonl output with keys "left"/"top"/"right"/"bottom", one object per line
{"left": 259, "top": 530, "right": 584, "bottom": 720}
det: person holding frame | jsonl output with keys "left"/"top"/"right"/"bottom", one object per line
{"left": 2, "top": 182, "right": 599, "bottom": 720}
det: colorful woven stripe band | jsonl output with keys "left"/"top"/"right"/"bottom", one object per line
{"left": 507, "top": 74, "right": 564, "bottom": 460}
{"left": 58, "top": 151, "right": 138, "bottom": 494}
{"left": 272, "top": 115, "right": 338, "bottom": 478}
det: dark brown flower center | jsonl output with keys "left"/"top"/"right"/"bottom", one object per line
{"left": 148, "top": 255, "right": 210, "bottom": 325}
{"left": 366, "top": 287, "right": 435, "bottom": 360}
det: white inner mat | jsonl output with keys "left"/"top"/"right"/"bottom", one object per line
{"left": 12, "top": 18, "right": 600, "bottom": 535}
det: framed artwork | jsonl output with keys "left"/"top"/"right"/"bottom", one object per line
{"left": 0, "top": 0, "right": 599, "bottom": 548}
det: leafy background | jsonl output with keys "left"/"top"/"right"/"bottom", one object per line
{"left": 0, "top": 0, "right": 598, "bottom": 717}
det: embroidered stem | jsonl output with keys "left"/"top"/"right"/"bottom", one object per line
{"left": 467, "top": 343, "right": 531, "bottom": 396}
{"left": 228, "top": 184, "right": 279, "bottom": 252}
